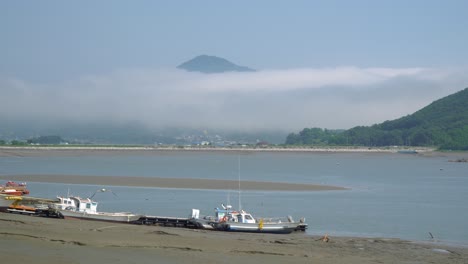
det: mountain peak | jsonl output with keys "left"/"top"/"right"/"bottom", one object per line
{"left": 177, "top": 55, "right": 256, "bottom": 73}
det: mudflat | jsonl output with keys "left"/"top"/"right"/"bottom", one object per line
{"left": 0, "top": 213, "right": 466, "bottom": 264}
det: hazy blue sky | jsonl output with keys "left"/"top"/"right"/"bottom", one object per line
{"left": 1, "top": 1, "right": 468, "bottom": 132}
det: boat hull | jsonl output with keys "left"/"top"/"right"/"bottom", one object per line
{"left": 59, "top": 210, "right": 142, "bottom": 223}
{"left": 0, "top": 190, "right": 26, "bottom": 196}
{"left": 214, "top": 222, "right": 298, "bottom": 234}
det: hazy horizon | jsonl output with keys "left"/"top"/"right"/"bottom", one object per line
{"left": 2, "top": 1, "right": 468, "bottom": 137}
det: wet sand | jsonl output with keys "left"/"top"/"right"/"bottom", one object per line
{"left": 1, "top": 213, "right": 466, "bottom": 264}
{"left": 0, "top": 174, "right": 346, "bottom": 191}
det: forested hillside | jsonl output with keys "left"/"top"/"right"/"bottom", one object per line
{"left": 286, "top": 88, "right": 468, "bottom": 150}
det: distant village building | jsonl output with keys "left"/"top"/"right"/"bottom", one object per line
{"left": 255, "top": 141, "right": 269, "bottom": 148}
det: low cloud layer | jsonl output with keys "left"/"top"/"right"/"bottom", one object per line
{"left": 1, "top": 67, "right": 467, "bottom": 133}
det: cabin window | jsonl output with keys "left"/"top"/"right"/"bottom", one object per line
{"left": 86, "top": 203, "right": 91, "bottom": 209}
{"left": 245, "top": 215, "right": 253, "bottom": 220}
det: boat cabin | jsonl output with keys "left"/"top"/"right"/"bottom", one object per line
{"left": 215, "top": 205, "right": 256, "bottom": 224}
{"left": 55, "top": 196, "right": 98, "bottom": 213}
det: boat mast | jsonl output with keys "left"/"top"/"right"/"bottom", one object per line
{"left": 238, "top": 155, "right": 241, "bottom": 211}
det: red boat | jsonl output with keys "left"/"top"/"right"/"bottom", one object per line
{"left": 0, "top": 181, "right": 30, "bottom": 196}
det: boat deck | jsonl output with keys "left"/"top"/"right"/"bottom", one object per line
{"left": 134, "top": 215, "right": 200, "bottom": 228}
{"left": 2, "top": 210, "right": 307, "bottom": 233}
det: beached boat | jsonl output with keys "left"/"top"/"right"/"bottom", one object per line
{"left": 0, "top": 181, "right": 31, "bottom": 211}
{"left": 54, "top": 196, "right": 142, "bottom": 223}
{"left": 0, "top": 181, "right": 30, "bottom": 196}
{"left": 192, "top": 157, "right": 307, "bottom": 234}
{"left": 192, "top": 204, "right": 307, "bottom": 234}
{"left": 0, "top": 194, "right": 59, "bottom": 213}
{"left": 7, "top": 202, "right": 49, "bottom": 215}
{"left": 0, "top": 194, "right": 18, "bottom": 211}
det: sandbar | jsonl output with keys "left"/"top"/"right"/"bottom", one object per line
{"left": 0, "top": 174, "right": 346, "bottom": 191}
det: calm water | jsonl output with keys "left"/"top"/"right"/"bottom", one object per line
{"left": 1, "top": 151, "right": 467, "bottom": 244}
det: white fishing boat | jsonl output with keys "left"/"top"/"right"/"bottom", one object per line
{"left": 54, "top": 196, "right": 142, "bottom": 223}
{"left": 192, "top": 157, "right": 307, "bottom": 234}
{"left": 192, "top": 204, "right": 307, "bottom": 234}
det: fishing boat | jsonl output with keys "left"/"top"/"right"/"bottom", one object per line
{"left": 54, "top": 196, "right": 142, "bottom": 223}
{"left": 7, "top": 201, "right": 49, "bottom": 215}
{"left": 0, "top": 194, "right": 59, "bottom": 213}
{"left": 0, "top": 181, "right": 31, "bottom": 211}
{"left": 0, "top": 194, "right": 18, "bottom": 211}
{"left": 0, "top": 181, "right": 30, "bottom": 196}
{"left": 192, "top": 204, "right": 307, "bottom": 234}
{"left": 192, "top": 157, "right": 307, "bottom": 234}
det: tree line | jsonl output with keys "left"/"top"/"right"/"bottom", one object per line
{"left": 286, "top": 88, "right": 468, "bottom": 150}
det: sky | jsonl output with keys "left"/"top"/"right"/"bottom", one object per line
{"left": 1, "top": 1, "right": 468, "bottom": 134}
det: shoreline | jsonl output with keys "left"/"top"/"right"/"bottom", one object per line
{"left": 1, "top": 213, "right": 467, "bottom": 263}
{"left": 0, "top": 174, "right": 346, "bottom": 191}
{"left": 1, "top": 145, "right": 465, "bottom": 162}
{"left": 0, "top": 145, "right": 439, "bottom": 157}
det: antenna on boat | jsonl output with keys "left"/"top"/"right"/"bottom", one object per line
{"left": 238, "top": 154, "right": 241, "bottom": 211}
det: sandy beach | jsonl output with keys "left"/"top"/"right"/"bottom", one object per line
{"left": 0, "top": 213, "right": 466, "bottom": 264}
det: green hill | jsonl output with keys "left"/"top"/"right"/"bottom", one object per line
{"left": 286, "top": 87, "right": 468, "bottom": 150}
